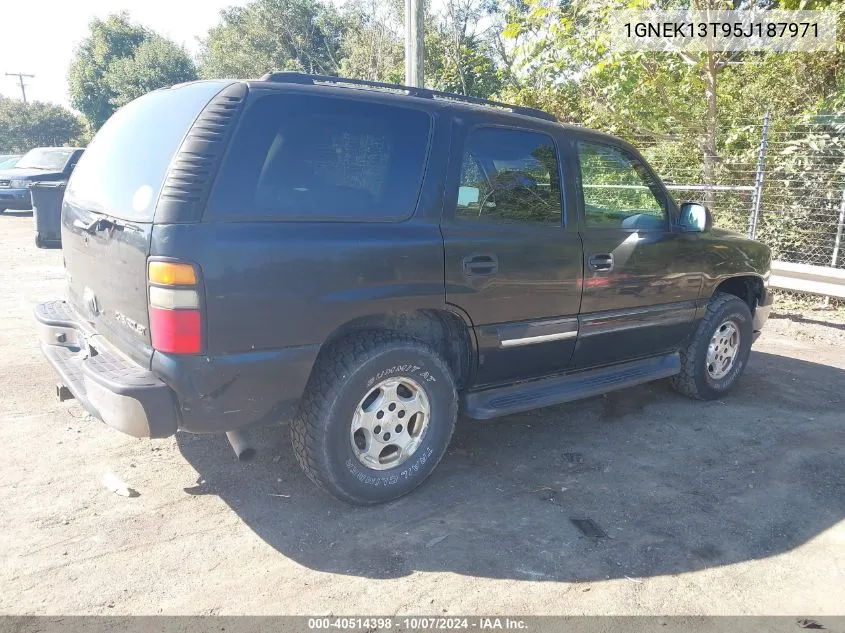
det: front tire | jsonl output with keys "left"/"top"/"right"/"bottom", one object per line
{"left": 290, "top": 333, "right": 458, "bottom": 505}
{"left": 671, "top": 292, "right": 753, "bottom": 400}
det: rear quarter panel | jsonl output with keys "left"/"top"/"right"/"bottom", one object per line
{"left": 150, "top": 220, "right": 446, "bottom": 356}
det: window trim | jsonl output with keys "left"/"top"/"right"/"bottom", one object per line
{"left": 575, "top": 137, "right": 671, "bottom": 233}
{"left": 450, "top": 123, "right": 567, "bottom": 229}
{"left": 205, "top": 91, "right": 436, "bottom": 224}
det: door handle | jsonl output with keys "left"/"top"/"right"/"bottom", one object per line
{"left": 73, "top": 217, "right": 117, "bottom": 235}
{"left": 588, "top": 253, "right": 614, "bottom": 272}
{"left": 462, "top": 254, "right": 498, "bottom": 276}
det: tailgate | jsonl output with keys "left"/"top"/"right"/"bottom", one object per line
{"left": 62, "top": 208, "right": 154, "bottom": 365}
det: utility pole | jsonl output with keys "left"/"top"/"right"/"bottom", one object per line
{"left": 404, "top": 0, "right": 424, "bottom": 87}
{"left": 5, "top": 72, "right": 34, "bottom": 104}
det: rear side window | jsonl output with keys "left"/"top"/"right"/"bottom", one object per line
{"left": 65, "top": 81, "right": 231, "bottom": 222}
{"left": 208, "top": 94, "right": 432, "bottom": 221}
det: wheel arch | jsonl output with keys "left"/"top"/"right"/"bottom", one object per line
{"left": 311, "top": 309, "right": 477, "bottom": 391}
{"left": 712, "top": 274, "right": 766, "bottom": 314}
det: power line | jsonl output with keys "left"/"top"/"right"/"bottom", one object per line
{"left": 5, "top": 72, "right": 34, "bottom": 104}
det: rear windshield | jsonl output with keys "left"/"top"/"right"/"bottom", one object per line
{"left": 207, "top": 93, "right": 432, "bottom": 221}
{"left": 16, "top": 148, "right": 74, "bottom": 171}
{"left": 65, "top": 81, "right": 231, "bottom": 222}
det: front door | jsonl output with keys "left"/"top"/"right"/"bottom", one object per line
{"left": 571, "top": 135, "right": 702, "bottom": 368}
{"left": 442, "top": 116, "right": 583, "bottom": 387}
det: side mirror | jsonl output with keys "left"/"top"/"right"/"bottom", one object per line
{"left": 679, "top": 202, "right": 712, "bottom": 232}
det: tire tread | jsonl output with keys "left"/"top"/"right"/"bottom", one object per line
{"left": 290, "top": 331, "right": 456, "bottom": 504}
{"left": 671, "top": 292, "right": 748, "bottom": 400}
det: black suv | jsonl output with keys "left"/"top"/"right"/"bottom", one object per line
{"left": 36, "top": 74, "right": 773, "bottom": 504}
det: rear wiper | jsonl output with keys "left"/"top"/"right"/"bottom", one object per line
{"left": 73, "top": 217, "right": 117, "bottom": 234}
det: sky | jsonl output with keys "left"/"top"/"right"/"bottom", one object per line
{"left": 0, "top": 0, "right": 250, "bottom": 108}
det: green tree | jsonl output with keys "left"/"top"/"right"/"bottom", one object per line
{"left": 69, "top": 13, "right": 198, "bottom": 131}
{"left": 496, "top": 0, "right": 845, "bottom": 252}
{"left": 106, "top": 36, "right": 198, "bottom": 109}
{"left": 425, "top": 30, "right": 502, "bottom": 97}
{"left": 198, "top": 0, "right": 504, "bottom": 97}
{"left": 198, "top": 0, "right": 345, "bottom": 79}
{"left": 501, "top": 0, "right": 844, "bottom": 209}
{"left": 0, "top": 97, "right": 86, "bottom": 153}
{"left": 68, "top": 13, "right": 150, "bottom": 130}
{"left": 338, "top": 0, "right": 405, "bottom": 83}
{"left": 426, "top": 0, "right": 503, "bottom": 97}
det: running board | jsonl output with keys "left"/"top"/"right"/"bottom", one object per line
{"left": 462, "top": 352, "right": 681, "bottom": 420}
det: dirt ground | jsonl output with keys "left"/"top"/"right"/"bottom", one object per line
{"left": 1, "top": 211, "right": 844, "bottom": 616}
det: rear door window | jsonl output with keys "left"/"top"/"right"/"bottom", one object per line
{"left": 207, "top": 94, "right": 432, "bottom": 221}
{"left": 454, "top": 127, "right": 562, "bottom": 226}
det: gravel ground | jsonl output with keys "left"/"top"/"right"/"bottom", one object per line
{"left": 1, "top": 211, "right": 844, "bottom": 616}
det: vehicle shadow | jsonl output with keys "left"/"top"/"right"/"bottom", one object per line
{"left": 177, "top": 350, "right": 845, "bottom": 581}
{"left": 772, "top": 311, "right": 845, "bottom": 332}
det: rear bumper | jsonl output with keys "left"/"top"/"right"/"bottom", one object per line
{"left": 35, "top": 300, "right": 178, "bottom": 438}
{"left": 36, "top": 300, "right": 320, "bottom": 437}
{"left": 752, "top": 290, "right": 774, "bottom": 342}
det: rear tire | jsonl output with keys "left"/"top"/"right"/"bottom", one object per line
{"left": 290, "top": 332, "right": 458, "bottom": 505}
{"left": 671, "top": 292, "right": 753, "bottom": 400}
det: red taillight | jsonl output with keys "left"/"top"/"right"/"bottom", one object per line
{"left": 149, "top": 307, "right": 202, "bottom": 354}
{"left": 148, "top": 261, "right": 203, "bottom": 354}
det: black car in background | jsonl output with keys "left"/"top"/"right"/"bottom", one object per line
{"left": 35, "top": 75, "right": 772, "bottom": 504}
{"left": 0, "top": 147, "right": 83, "bottom": 213}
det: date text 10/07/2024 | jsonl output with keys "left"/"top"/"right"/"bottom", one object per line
{"left": 307, "top": 617, "right": 528, "bottom": 630}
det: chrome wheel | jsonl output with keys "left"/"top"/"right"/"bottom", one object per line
{"left": 706, "top": 319, "right": 741, "bottom": 380}
{"left": 350, "top": 377, "right": 430, "bottom": 471}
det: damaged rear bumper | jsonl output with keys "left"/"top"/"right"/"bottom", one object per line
{"left": 151, "top": 342, "right": 319, "bottom": 434}
{"left": 35, "top": 300, "right": 178, "bottom": 438}
{"left": 36, "top": 300, "right": 320, "bottom": 436}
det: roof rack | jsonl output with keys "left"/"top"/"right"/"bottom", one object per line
{"left": 259, "top": 72, "right": 557, "bottom": 123}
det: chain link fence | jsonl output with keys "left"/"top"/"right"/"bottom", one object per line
{"left": 622, "top": 113, "right": 845, "bottom": 316}
{"left": 757, "top": 116, "right": 845, "bottom": 270}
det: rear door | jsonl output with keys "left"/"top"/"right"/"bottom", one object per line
{"left": 62, "top": 81, "right": 233, "bottom": 366}
{"left": 571, "top": 134, "right": 702, "bottom": 368}
{"left": 442, "top": 114, "right": 583, "bottom": 387}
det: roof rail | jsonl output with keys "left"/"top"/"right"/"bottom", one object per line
{"left": 259, "top": 72, "right": 556, "bottom": 123}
